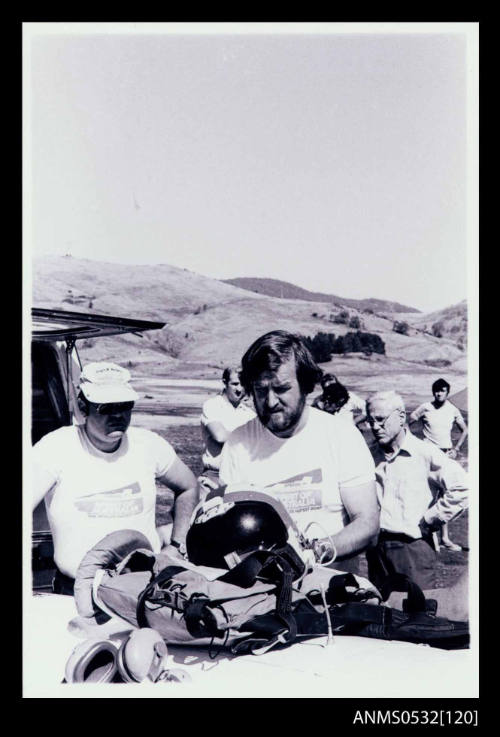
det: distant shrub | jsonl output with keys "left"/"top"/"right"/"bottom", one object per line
{"left": 348, "top": 315, "right": 363, "bottom": 329}
{"left": 432, "top": 321, "right": 445, "bottom": 338}
{"left": 302, "top": 332, "right": 336, "bottom": 363}
{"left": 333, "top": 331, "right": 385, "bottom": 356}
{"left": 333, "top": 310, "right": 350, "bottom": 325}
{"left": 393, "top": 321, "right": 410, "bottom": 335}
{"left": 424, "top": 359, "right": 452, "bottom": 368}
{"left": 311, "top": 312, "right": 318, "bottom": 318}
{"left": 302, "top": 330, "right": 385, "bottom": 362}
{"left": 363, "top": 308, "right": 374, "bottom": 314}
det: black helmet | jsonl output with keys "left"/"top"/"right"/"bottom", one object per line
{"left": 186, "top": 488, "right": 307, "bottom": 580}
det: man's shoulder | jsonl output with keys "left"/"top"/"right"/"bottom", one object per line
{"left": 446, "top": 400, "right": 463, "bottom": 416}
{"left": 127, "top": 426, "right": 171, "bottom": 449}
{"left": 226, "top": 415, "right": 262, "bottom": 444}
{"left": 405, "top": 431, "right": 437, "bottom": 457}
{"left": 128, "top": 426, "right": 164, "bottom": 441}
{"left": 309, "top": 405, "right": 351, "bottom": 431}
{"left": 308, "top": 406, "right": 364, "bottom": 444}
{"left": 34, "top": 424, "right": 78, "bottom": 449}
{"left": 202, "top": 393, "right": 227, "bottom": 413}
{"left": 415, "top": 401, "right": 431, "bottom": 413}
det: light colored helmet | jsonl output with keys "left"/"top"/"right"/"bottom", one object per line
{"left": 116, "top": 628, "right": 169, "bottom": 683}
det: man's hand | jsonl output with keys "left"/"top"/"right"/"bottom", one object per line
{"left": 446, "top": 448, "right": 458, "bottom": 459}
{"left": 162, "top": 543, "right": 187, "bottom": 561}
{"left": 419, "top": 516, "right": 443, "bottom": 538}
{"left": 312, "top": 537, "right": 336, "bottom": 565}
{"left": 197, "top": 474, "right": 224, "bottom": 501}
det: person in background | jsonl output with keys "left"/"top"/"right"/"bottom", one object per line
{"left": 32, "top": 362, "right": 199, "bottom": 594}
{"left": 219, "top": 331, "right": 379, "bottom": 574}
{"left": 321, "top": 382, "right": 350, "bottom": 418}
{"left": 313, "top": 373, "right": 367, "bottom": 427}
{"left": 365, "top": 390, "right": 468, "bottom": 590}
{"left": 311, "top": 372, "right": 338, "bottom": 410}
{"left": 409, "top": 379, "right": 468, "bottom": 551}
{"left": 200, "top": 366, "right": 255, "bottom": 480}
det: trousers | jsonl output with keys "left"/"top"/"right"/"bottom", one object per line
{"left": 366, "top": 531, "right": 437, "bottom": 592}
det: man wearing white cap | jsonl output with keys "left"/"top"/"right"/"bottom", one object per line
{"left": 32, "top": 362, "right": 198, "bottom": 595}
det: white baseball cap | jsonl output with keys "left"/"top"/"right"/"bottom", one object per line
{"left": 79, "top": 362, "right": 139, "bottom": 404}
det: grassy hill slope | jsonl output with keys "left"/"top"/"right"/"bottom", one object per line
{"left": 394, "top": 300, "right": 467, "bottom": 348}
{"left": 32, "top": 256, "right": 466, "bottom": 397}
{"left": 223, "top": 277, "right": 420, "bottom": 313}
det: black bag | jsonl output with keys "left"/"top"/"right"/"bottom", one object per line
{"left": 233, "top": 573, "right": 469, "bottom": 653}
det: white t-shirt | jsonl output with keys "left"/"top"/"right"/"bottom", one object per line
{"left": 411, "top": 400, "right": 464, "bottom": 450}
{"left": 200, "top": 393, "right": 255, "bottom": 470}
{"left": 32, "top": 425, "right": 176, "bottom": 578}
{"left": 219, "top": 406, "right": 375, "bottom": 538}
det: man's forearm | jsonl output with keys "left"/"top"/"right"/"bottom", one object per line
{"left": 424, "top": 486, "right": 468, "bottom": 527}
{"left": 331, "top": 516, "right": 379, "bottom": 558}
{"left": 170, "top": 486, "right": 200, "bottom": 544}
{"left": 455, "top": 428, "right": 468, "bottom": 451}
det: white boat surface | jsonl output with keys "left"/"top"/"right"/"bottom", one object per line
{"left": 23, "top": 593, "right": 478, "bottom": 698}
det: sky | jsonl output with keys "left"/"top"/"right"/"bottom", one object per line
{"left": 24, "top": 23, "right": 478, "bottom": 312}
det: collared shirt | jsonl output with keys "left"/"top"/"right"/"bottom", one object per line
{"left": 372, "top": 430, "right": 468, "bottom": 539}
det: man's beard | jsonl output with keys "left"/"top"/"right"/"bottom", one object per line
{"left": 258, "top": 396, "right": 307, "bottom": 436}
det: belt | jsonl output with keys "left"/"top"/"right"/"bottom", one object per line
{"left": 379, "top": 529, "right": 419, "bottom": 544}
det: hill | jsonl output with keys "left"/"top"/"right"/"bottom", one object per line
{"left": 32, "top": 255, "right": 467, "bottom": 404}
{"left": 222, "top": 277, "right": 420, "bottom": 314}
{"left": 393, "top": 300, "right": 467, "bottom": 349}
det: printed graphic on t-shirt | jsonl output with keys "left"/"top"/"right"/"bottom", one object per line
{"left": 74, "top": 481, "right": 143, "bottom": 518}
{"left": 265, "top": 469, "right": 323, "bottom": 514}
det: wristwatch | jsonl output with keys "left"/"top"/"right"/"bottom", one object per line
{"left": 170, "top": 539, "right": 187, "bottom": 557}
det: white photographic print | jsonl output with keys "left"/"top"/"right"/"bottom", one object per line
{"left": 23, "top": 22, "right": 478, "bottom": 700}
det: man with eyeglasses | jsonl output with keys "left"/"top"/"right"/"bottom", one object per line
{"left": 32, "top": 362, "right": 198, "bottom": 595}
{"left": 365, "top": 391, "right": 468, "bottom": 590}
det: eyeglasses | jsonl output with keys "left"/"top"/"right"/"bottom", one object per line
{"left": 93, "top": 401, "right": 135, "bottom": 415}
{"left": 367, "top": 408, "right": 398, "bottom": 429}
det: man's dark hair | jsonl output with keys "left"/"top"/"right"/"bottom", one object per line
{"left": 77, "top": 390, "right": 90, "bottom": 415}
{"left": 222, "top": 366, "right": 241, "bottom": 384}
{"left": 323, "top": 382, "right": 349, "bottom": 409}
{"left": 432, "top": 378, "right": 450, "bottom": 394}
{"left": 240, "top": 330, "right": 322, "bottom": 396}
{"left": 320, "top": 372, "right": 338, "bottom": 389}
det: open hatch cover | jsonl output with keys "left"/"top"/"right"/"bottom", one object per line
{"left": 32, "top": 307, "right": 165, "bottom": 342}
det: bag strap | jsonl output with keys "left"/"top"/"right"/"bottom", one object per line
{"left": 136, "top": 565, "right": 187, "bottom": 628}
{"left": 376, "top": 573, "right": 437, "bottom": 615}
{"left": 222, "top": 549, "right": 299, "bottom": 654}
